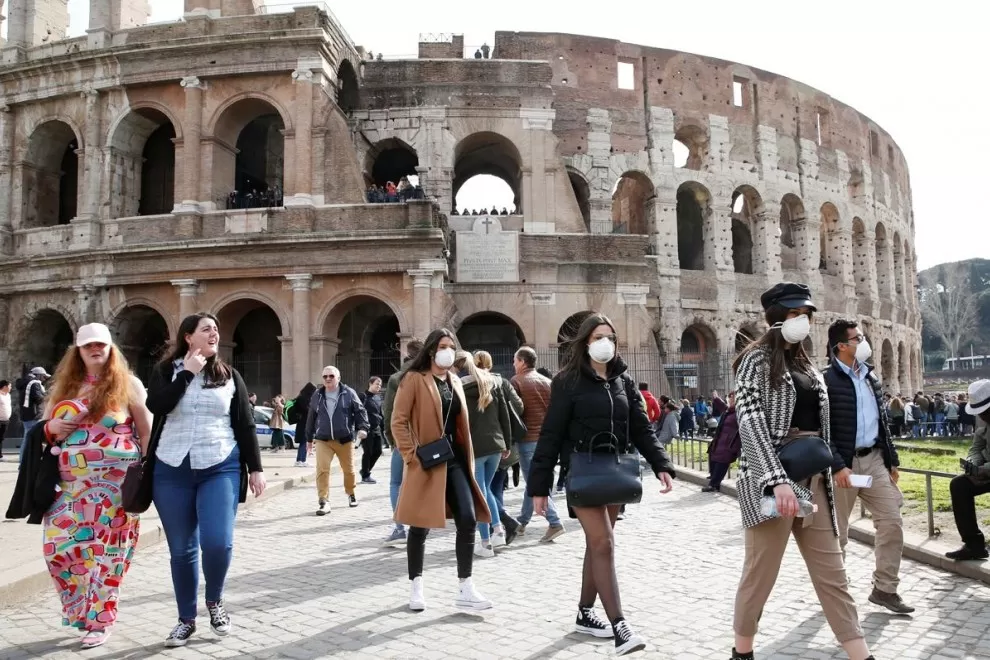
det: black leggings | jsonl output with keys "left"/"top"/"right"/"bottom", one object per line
{"left": 407, "top": 459, "right": 477, "bottom": 580}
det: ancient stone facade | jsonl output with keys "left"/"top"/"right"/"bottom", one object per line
{"left": 0, "top": 3, "right": 922, "bottom": 401}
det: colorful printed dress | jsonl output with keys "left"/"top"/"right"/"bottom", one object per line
{"left": 43, "top": 399, "right": 141, "bottom": 630}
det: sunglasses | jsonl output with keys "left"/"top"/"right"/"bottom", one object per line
{"left": 322, "top": 375, "right": 337, "bottom": 380}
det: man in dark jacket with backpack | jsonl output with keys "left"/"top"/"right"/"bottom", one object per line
{"left": 824, "top": 320, "right": 912, "bottom": 615}
{"left": 306, "top": 366, "right": 369, "bottom": 516}
{"left": 15, "top": 366, "right": 49, "bottom": 469}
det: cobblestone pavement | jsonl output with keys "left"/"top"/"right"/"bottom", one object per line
{"left": 2, "top": 458, "right": 990, "bottom": 659}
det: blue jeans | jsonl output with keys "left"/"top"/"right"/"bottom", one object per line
{"left": 491, "top": 467, "right": 507, "bottom": 517}
{"left": 389, "top": 447, "right": 404, "bottom": 531}
{"left": 154, "top": 447, "right": 241, "bottom": 621}
{"left": 295, "top": 431, "right": 309, "bottom": 463}
{"left": 517, "top": 441, "right": 560, "bottom": 527}
{"left": 18, "top": 421, "right": 37, "bottom": 470}
{"left": 474, "top": 453, "right": 502, "bottom": 541}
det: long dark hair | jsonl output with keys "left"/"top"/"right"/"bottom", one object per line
{"left": 402, "top": 328, "right": 460, "bottom": 379}
{"left": 558, "top": 312, "right": 618, "bottom": 382}
{"left": 295, "top": 382, "right": 317, "bottom": 409}
{"left": 162, "top": 312, "right": 232, "bottom": 388}
{"left": 733, "top": 304, "right": 814, "bottom": 386}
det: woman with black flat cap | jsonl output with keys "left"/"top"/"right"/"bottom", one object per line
{"left": 730, "top": 283, "right": 874, "bottom": 660}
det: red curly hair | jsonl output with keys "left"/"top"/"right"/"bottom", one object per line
{"left": 46, "top": 344, "right": 134, "bottom": 421}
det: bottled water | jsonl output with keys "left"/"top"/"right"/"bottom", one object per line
{"left": 760, "top": 496, "right": 816, "bottom": 518}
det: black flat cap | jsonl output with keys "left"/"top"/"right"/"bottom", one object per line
{"left": 760, "top": 282, "right": 817, "bottom": 311}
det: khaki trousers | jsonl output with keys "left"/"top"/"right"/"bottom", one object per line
{"left": 734, "top": 475, "right": 864, "bottom": 643}
{"left": 833, "top": 448, "right": 904, "bottom": 593}
{"left": 315, "top": 439, "right": 356, "bottom": 501}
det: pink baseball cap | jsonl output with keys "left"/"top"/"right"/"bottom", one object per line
{"left": 76, "top": 323, "right": 113, "bottom": 347}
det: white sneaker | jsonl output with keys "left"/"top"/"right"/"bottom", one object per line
{"left": 454, "top": 577, "right": 492, "bottom": 610}
{"left": 409, "top": 577, "right": 426, "bottom": 611}
{"left": 474, "top": 541, "right": 495, "bottom": 558}
{"left": 491, "top": 530, "right": 507, "bottom": 548}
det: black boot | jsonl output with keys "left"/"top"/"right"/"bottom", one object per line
{"left": 731, "top": 649, "right": 754, "bottom": 660}
{"left": 946, "top": 543, "right": 989, "bottom": 560}
{"left": 501, "top": 511, "right": 520, "bottom": 545}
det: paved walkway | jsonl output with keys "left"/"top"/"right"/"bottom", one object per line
{"left": 1, "top": 453, "right": 989, "bottom": 659}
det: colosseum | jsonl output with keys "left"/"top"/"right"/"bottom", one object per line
{"left": 0, "top": 0, "right": 922, "bottom": 407}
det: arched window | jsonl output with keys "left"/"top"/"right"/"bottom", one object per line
{"left": 673, "top": 124, "right": 708, "bottom": 170}
{"left": 365, "top": 138, "right": 420, "bottom": 193}
{"left": 611, "top": 172, "right": 654, "bottom": 235}
{"left": 819, "top": 202, "right": 840, "bottom": 274}
{"left": 458, "top": 312, "right": 526, "bottom": 377}
{"left": 677, "top": 182, "right": 710, "bottom": 271}
{"left": 852, "top": 217, "right": 871, "bottom": 297}
{"left": 109, "top": 109, "right": 177, "bottom": 218}
{"left": 779, "top": 194, "right": 804, "bottom": 272}
{"left": 453, "top": 132, "right": 522, "bottom": 216}
{"left": 23, "top": 121, "right": 79, "bottom": 227}
{"left": 212, "top": 98, "right": 286, "bottom": 208}
{"left": 730, "top": 186, "right": 762, "bottom": 275}
{"left": 336, "top": 60, "right": 360, "bottom": 112}
{"left": 875, "top": 222, "right": 892, "bottom": 297}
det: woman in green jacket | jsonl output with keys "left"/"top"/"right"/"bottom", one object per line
{"left": 455, "top": 350, "right": 516, "bottom": 556}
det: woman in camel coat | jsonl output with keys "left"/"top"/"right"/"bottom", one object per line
{"left": 391, "top": 328, "right": 492, "bottom": 612}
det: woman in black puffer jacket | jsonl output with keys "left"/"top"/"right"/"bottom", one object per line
{"left": 528, "top": 312, "right": 675, "bottom": 656}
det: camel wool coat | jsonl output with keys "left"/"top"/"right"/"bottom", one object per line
{"left": 391, "top": 370, "right": 491, "bottom": 529}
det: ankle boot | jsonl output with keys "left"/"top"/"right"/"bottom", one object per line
{"left": 731, "top": 649, "right": 754, "bottom": 660}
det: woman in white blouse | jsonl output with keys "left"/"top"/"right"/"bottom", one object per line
{"left": 146, "top": 313, "right": 266, "bottom": 648}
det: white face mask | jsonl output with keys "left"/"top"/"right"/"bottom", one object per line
{"left": 771, "top": 314, "right": 811, "bottom": 345}
{"left": 855, "top": 338, "right": 873, "bottom": 363}
{"left": 587, "top": 337, "right": 616, "bottom": 364}
{"left": 434, "top": 347, "right": 456, "bottom": 369}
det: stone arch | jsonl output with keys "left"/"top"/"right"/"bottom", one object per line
{"left": 457, "top": 311, "right": 526, "bottom": 376}
{"left": 321, "top": 294, "right": 403, "bottom": 385}
{"left": 208, "top": 95, "right": 291, "bottom": 205}
{"left": 14, "top": 308, "right": 75, "bottom": 373}
{"left": 611, "top": 170, "right": 654, "bottom": 235}
{"left": 567, "top": 167, "right": 591, "bottom": 230}
{"left": 316, "top": 288, "right": 408, "bottom": 340}
{"left": 880, "top": 338, "right": 895, "bottom": 387}
{"left": 673, "top": 122, "right": 708, "bottom": 170}
{"left": 110, "top": 303, "right": 171, "bottom": 384}
{"left": 681, "top": 321, "right": 718, "bottom": 356}
{"left": 852, "top": 217, "right": 871, "bottom": 297}
{"left": 779, "top": 193, "right": 805, "bottom": 271}
{"left": 730, "top": 185, "right": 762, "bottom": 275}
{"left": 677, "top": 181, "right": 711, "bottom": 271}
{"left": 819, "top": 202, "right": 841, "bottom": 274}
{"left": 214, "top": 296, "right": 286, "bottom": 402}
{"left": 453, "top": 131, "right": 523, "bottom": 214}
{"left": 364, "top": 137, "right": 419, "bottom": 190}
{"left": 893, "top": 230, "right": 905, "bottom": 296}
{"left": 106, "top": 107, "right": 178, "bottom": 218}
{"left": 904, "top": 238, "right": 915, "bottom": 302}
{"left": 875, "top": 222, "right": 893, "bottom": 297}
{"left": 22, "top": 120, "right": 82, "bottom": 228}
{"left": 898, "top": 341, "right": 909, "bottom": 395}
{"left": 336, "top": 59, "right": 360, "bottom": 112}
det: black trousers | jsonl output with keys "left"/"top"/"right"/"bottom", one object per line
{"left": 0, "top": 422, "right": 6, "bottom": 456}
{"left": 408, "top": 458, "right": 477, "bottom": 579}
{"left": 708, "top": 459, "right": 731, "bottom": 490}
{"left": 360, "top": 430, "right": 383, "bottom": 479}
{"left": 950, "top": 475, "right": 990, "bottom": 546}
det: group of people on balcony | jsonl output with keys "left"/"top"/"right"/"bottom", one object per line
{"left": 366, "top": 177, "right": 425, "bottom": 203}
{"left": 223, "top": 186, "right": 283, "bottom": 210}
{"left": 451, "top": 206, "right": 513, "bottom": 216}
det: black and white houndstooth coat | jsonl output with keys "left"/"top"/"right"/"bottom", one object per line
{"left": 734, "top": 345, "right": 839, "bottom": 535}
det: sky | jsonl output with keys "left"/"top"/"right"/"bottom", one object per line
{"left": 56, "top": 0, "right": 988, "bottom": 270}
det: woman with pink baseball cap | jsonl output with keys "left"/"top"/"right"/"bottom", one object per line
{"left": 6, "top": 322, "right": 152, "bottom": 650}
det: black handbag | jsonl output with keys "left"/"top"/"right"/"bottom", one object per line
{"left": 566, "top": 432, "right": 643, "bottom": 508}
{"left": 122, "top": 417, "right": 163, "bottom": 514}
{"left": 775, "top": 435, "right": 833, "bottom": 482}
{"left": 416, "top": 382, "right": 456, "bottom": 469}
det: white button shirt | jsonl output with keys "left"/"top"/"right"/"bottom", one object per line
{"left": 156, "top": 363, "right": 238, "bottom": 469}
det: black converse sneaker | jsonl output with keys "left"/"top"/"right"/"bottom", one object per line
{"left": 612, "top": 619, "right": 646, "bottom": 655}
{"left": 574, "top": 606, "right": 613, "bottom": 638}
{"left": 207, "top": 600, "right": 231, "bottom": 636}
{"left": 164, "top": 620, "right": 196, "bottom": 647}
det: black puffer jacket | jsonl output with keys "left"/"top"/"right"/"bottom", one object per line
{"left": 527, "top": 357, "right": 675, "bottom": 497}
{"left": 823, "top": 358, "right": 899, "bottom": 472}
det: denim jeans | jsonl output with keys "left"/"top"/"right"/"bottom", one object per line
{"left": 389, "top": 447, "right": 404, "bottom": 531}
{"left": 474, "top": 453, "right": 502, "bottom": 541}
{"left": 491, "top": 467, "right": 507, "bottom": 517}
{"left": 295, "top": 429, "right": 309, "bottom": 463}
{"left": 154, "top": 447, "right": 241, "bottom": 621}
{"left": 18, "top": 421, "right": 37, "bottom": 469}
{"left": 517, "top": 441, "right": 560, "bottom": 526}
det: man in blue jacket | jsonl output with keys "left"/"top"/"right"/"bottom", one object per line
{"left": 306, "top": 365, "right": 370, "bottom": 516}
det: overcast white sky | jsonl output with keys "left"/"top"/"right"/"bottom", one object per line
{"left": 59, "top": 0, "right": 987, "bottom": 270}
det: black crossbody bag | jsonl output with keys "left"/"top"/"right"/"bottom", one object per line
{"left": 416, "top": 381, "right": 456, "bottom": 469}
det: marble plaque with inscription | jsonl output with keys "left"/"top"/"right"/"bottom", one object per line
{"left": 455, "top": 216, "right": 520, "bottom": 283}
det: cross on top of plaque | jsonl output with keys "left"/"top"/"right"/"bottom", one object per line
{"left": 480, "top": 217, "right": 495, "bottom": 234}
{"left": 471, "top": 216, "right": 502, "bottom": 234}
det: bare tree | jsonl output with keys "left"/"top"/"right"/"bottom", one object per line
{"left": 920, "top": 266, "right": 979, "bottom": 359}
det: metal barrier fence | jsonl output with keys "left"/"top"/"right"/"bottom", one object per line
{"left": 665, "top": 435, "right": 961, "bottom": 538}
